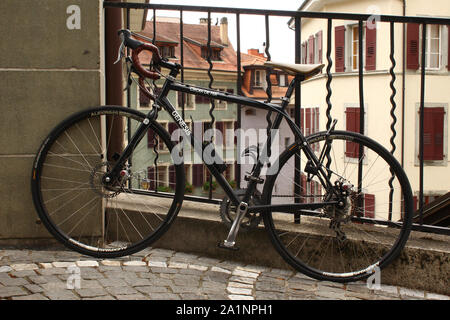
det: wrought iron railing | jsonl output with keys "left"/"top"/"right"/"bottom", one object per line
{"left": 103, "top": 1, "right": 450, "bottom": 236}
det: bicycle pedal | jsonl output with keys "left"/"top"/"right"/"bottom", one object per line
{"left": 217, "top": 241, "right": 239, "bottom": 251}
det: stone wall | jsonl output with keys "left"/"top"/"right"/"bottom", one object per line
{"left": 0, "top": 0, "right": 104, "bottom": 242}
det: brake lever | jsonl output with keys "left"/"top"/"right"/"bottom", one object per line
{"left": 114, "top": 33, "right": 126, "bottom": 65}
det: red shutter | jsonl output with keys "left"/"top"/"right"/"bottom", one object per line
{"left": 365, "top": 24, "right": 377, "bottom": 71}
{"left": 169, "top": 165, "right": 175, "bottom": 189}
{"left": 364, "top": 194, "right": 375, "bottom": 218}
{"left": 317, "top": 31, "right": 323, "bottom": 64}
{"left": 305, "top": 108, "right": 311, "bottom": 136}
{"left": 308, "top": 35, "right": 315, "bottom": 64}
{"left": 301, "top": 42, "right": 307, "bottom": 64}
{"left": 147, "top": 129, "right": 155, "bottom": 148}
{"left": 178, "top": 91, "right": 184, "bottom": 108}
{"left": 335, "top": 26, "right": 346, "bottom": 72}
{"left": 300, "top": 174, "right": 307, "bottom": 197}
{"left": 345, "top": 108, "right": 360, "bottom": 158}
{"left": 407, "top": 23, "right": 420, "bottom": 70}
{"left": 140, "top": 88, "right": 150, "bottom": 107}
{"left": 300, "top": 108, "right": 304, "bottom": 133}
{"left": 423, "top": 107, "right": 445, "bottom": 161}
{"left": 169, "top": 122, "right": 181, "bottom": 143}
{"left": 193, "top": 164, "right": 204, "bottom": 187}
{"left": 147, "top": 167, "right": 155, "bottom": 190}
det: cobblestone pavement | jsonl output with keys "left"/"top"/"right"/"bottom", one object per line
{"left": 0, "top": 247, "right": 448, "bottom": 300}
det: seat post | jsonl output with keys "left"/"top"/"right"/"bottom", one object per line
{"left": 280, "top": 75, "right": 303, "bottom": 110}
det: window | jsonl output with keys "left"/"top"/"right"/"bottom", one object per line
{"left": 416, "top": 105, "right": 447, "bottom": 163}
{"left": 158, "top": 122, "right": 169, "bottom": 152}
{"left": 302, "top": 31, "right": 323, "bottom": 65}
{"left": 184, "top": 164, "right": 192, "bottom": 185}
{"left": 213, "top": 88, "right": 233, "bottom": 110}
{"left": 139, "top": 86, "right": 151, "bottom": 108}
{"left": 335, "top": 24, "right": 376, "bottom": 72}
{"left": 363, "top": 194, "right": 376, "bottom": 218}
{"left": 351, "top": 25, "right": 365, "bottom": 71}
{"left": 201, "top": 47, "right": 222, "bottom": 61}
{"left": 254, "top": 70, "right": 264, "bottom": 88}
{"left": 421, "top": 25, "right": 441, "bottom": 70}
{"left": 215, "top": 121, "right": 234, "bottom": 148}
{"left": 408, "top": 24, "right": 448, "bottom": 71}
{"left": 156, "top": 166, "right": 169, "bottom": 187}
{"left": 245, "top": 108, "right": 256, "bottom": 116}
{"left": 279, "top": 74, "right": 288, "bottom": 87}
{"left": 160, "top": 46, "right": 176, "bottom": 59}
{"left": 177, "top": 92, "right": 195, "bottom": 110}
{"left": 192, "top": 164, "right": 204, "bottom": 187}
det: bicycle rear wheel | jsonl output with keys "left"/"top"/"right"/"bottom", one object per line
{"left": 31, "top": 106, "right": 184, "bottom": 258}
{"left": 262, "top": 131, "right": 413, "bottom": 282}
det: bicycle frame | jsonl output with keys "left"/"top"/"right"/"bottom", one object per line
{"left": 108, "top": 67, "right": 339, "bottom": 213}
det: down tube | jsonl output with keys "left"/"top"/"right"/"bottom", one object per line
{"left": 158, "top": 96, "right": 241, "bottom": 205}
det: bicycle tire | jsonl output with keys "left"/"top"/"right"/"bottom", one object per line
{"left": 262, "top": 130, "right": 413, "bottom": 282}
{"left": 31, "top": 106, "right": 185, "bottom": 258}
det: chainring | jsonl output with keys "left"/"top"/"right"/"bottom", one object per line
{"left": 219, "top": 189, "right": 262, "bottom": 231}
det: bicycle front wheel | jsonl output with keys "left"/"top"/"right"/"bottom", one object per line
{"left": 31, "top": 106, "right": 185, "bottom": 258}
{"left": 262, "top": 131, "right": 413, "bottom": 282}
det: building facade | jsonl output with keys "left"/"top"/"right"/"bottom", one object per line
{"left": 132, "top": 17, "right": 239, "bottom": 198}
{"left": 290, "top": 0, "right": 450, "bottom": 219}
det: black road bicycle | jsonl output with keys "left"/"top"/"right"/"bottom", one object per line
{"left": 31, "top": 30, "right": 413, "bottom": 282}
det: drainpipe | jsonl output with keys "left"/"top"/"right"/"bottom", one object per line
{"left": 401, "top": 0, "right": 406, "bottom": 167}
{"left": 105, "top": 0, "right": 124, "bottom": 158}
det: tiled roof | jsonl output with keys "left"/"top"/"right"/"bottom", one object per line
{"left": 137, "top": 20, "right": 238, "bottom": 72}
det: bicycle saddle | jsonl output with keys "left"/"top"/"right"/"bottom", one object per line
{"left": 264, "top": 61, "right": 325, "bottom": 80}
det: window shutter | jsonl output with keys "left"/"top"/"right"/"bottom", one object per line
{"left": 178, "top": 91, "right": 184, "bottom": 108}
{"left": 308, "top": 35, "right": 315, "bottom": 64}
{"left": 300, "top": 174, "right": 307, "bottom": 197}
{"left": 345, "top": 108, "right": 360, "bottom": 158}
{"left": 407, "top": 23, "right": 420, "bottom": 70}
{"left": 147, "top": 167, "right": 155, "bottom": 190}
{"left": 169, "top": 165, "right": 175, "bottom": 189}
{"left": 301, "top": 42, "right": 307, "bottom": 64}
{"left": 168, "top": 123, "right": 178, "bottom": 143}
{"left": 423, "top": 107, "right": 445, "bottom": 161}
{"left": 300, "top": 108, "right": 304, "bottom": 133}
{"left": 193, "top": 164, "right": 204, "bottom": 187}
{"left": 335, "top": 26, "right": 346, "bottom": 72}
{"left": 140, "top": 88, "right": 150, "bottom": 107}
{"left": 364, "top": 194, "right": 375, "bottom": 218}
{"left": 365, "top": 24, "right": 377, "bottom": 71}
{"left": 147, "top": 129, "right": 155, "bottom": 148}
{"left": 317, "top": 31, "right": 323, "bottom": 64}
{"left": 305, "top": 108, "right": 311, "bottom": 136}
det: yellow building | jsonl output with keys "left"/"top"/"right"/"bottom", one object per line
{"left": 289, "top": 0, "right": 450, "bottom": 220}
